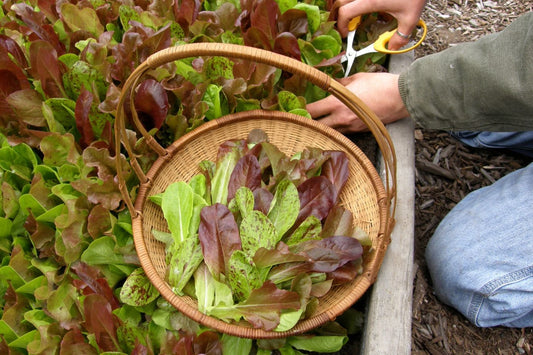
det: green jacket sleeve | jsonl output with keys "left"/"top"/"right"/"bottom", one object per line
{"left": 398, "top": 12, "right": 533, "bottom": 131}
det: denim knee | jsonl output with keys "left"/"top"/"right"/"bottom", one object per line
{"left": 425, "top": 163, "right": 533, "bottom": 327}
{"left": 468, "top": 267, "right": 533, "bottom": 327}
{"left": 451, "top": 131, "right": 533, "bottom": 157}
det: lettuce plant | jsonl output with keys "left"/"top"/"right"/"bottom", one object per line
{"left": 0, "top": 0, "right": 379, "bottom": 352}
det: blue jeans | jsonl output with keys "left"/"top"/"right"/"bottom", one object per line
{"left": 451, "top": 131, "right": 533, "bottom": 157}
{"left": 425, "top": 132, "right": 533, "bottom": 328}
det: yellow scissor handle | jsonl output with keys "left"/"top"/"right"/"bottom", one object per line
{"left": 373, "top": 19, "right": 427, "bottom": 54}
{"left": 348, "top": 16, "right": 362, "bottom": 31}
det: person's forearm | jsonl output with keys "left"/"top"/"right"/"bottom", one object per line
{"left": 399, "top": 12, "right": 533, "bottom": 132}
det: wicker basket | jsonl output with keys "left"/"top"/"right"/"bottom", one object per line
{"left": 114, "top": 43, "right": 396, "bottom": 339}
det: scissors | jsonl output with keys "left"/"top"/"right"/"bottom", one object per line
{"left": 342, "top": 16, "right": 428, "bottom": 77}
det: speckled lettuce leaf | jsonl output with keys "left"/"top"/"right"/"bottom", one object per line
{"left": 167, "top": 236, "right": 203, "bottom": 295}
{"left": 119, "top": 268, "right": 160, "bottom": 307}
{"left": 284, "top": 215, "right": 322, "bottom": 246}
{"left": 227, "top": 250, "right": 262, "bottom": 301}
{"left": 63, "top": 60, "right": 107, "bottom": 100}
{"left": 204, "top": 56, "right": 235, "bottom": 80}
{"left": 228, "top": 186, "right": 255, "bottom": 222}
{"left": 240, "top": 210, "right": 277, "bottom": 257}
{"left": 278, "top": 90, "right": 305, "bottom": 112}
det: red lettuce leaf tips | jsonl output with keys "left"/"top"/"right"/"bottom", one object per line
{"left": 227, "top": 153, "right": 262, "bottom": 202}
{"left": 198, "top": 203, "right": 242, "bottom": 279}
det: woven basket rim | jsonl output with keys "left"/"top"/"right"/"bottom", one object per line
{"left": 131, "top": 110, "right": 390, "bottom": 339}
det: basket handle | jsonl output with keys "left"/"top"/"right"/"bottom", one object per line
{"left": 115, "top": 43, "right": 396, "bottom": 235}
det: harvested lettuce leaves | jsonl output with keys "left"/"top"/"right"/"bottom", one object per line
{"left": 152, "top": 130, "right": 367, "bottom": 331}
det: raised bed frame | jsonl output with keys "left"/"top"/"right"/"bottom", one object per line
{"left": 361, "top": 51, "right": 416, "bottom": 355}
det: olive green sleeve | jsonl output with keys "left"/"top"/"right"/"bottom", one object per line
{"left": 398, "top": 12, "right": 533, "bottom": 131}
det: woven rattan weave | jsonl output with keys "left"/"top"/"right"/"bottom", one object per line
{"left": 115, "top": 43, "right": 396, "bottom": 339}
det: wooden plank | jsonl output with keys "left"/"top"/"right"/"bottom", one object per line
{"left": 360, "top": 51, "right": 416, "bottom": 355}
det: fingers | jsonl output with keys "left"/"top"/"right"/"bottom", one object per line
{"left": 387, "top": 32, "right": 410, "bottom": 50}
{"left": 329, "top": 0, "right": 355, "bottom": 22}
{"left": 335, "top": 0, "right": 425, "bottom": 40}
{"left": 306, "top": 94, "right": 340, "bottom": 119}
{"left": 317, "top": 114, "right": 368, "bottom": 133}
{"left": 337, "top": 0, "right": 377, "bottom": 37}
{"left": 307, "top": 94, "right": 365, "bottom": 132}
{"left": 316, "top": 114, "right": 343, "bottom": 129}
{"left": 307, "top": 76, "right": 357, "bottom": 119}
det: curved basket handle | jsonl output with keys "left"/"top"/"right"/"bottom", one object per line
{"left": 115, "top": 43, "right": 396, "bottom": 235}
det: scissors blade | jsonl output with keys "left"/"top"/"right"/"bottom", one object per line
{"left": 343, "top": 29, "right": 357, "bottom": 77}
{"left": 353, "top": 43, "right": 378, "bottom": 58}
{"left": 342, "top": 16, "right": 362, "bottom": 77}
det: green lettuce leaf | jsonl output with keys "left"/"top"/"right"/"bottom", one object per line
{"left": 267, "top": 179, "right": 300, "bottom": 239}
{"left": 161, "top": 182, "right": 193, "bottom": 243}
{"left": 211, "top": 149, "right": 239, "bottom": 205}
{"left": 194, "top": 263, "right": 234, "bottom": 314}
{"left": 221, "top": 334, "right": 253, "bottom": 355}
{"left": 203, "top": 84, "right": 229, "bottom": 121}
{"left": 286, "top": 335, "right": 348, "bottom": 352}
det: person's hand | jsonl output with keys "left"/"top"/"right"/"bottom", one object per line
{"left": 306, "top": 72, "right": 409, "bottom": 133}
{"left": 333, "top": 0, "right": 426, "bottom": 50}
